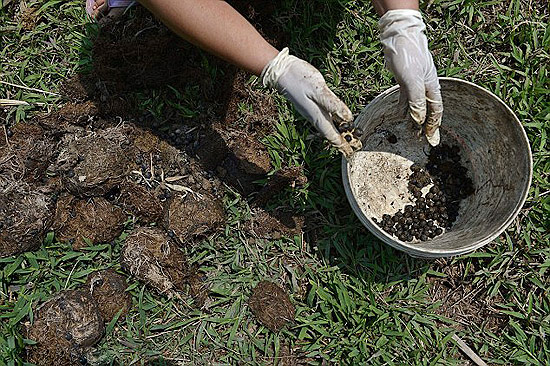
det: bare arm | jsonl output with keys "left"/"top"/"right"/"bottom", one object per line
{"left": 138, "top": 0, "right": 279, "bottom": 75}
{"left": 371, "top": 0, "right": 418, "bottom": 16}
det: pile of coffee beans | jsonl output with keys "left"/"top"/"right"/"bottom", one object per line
{"left": 373, "top": 144, "right": 474, "bottom": 242}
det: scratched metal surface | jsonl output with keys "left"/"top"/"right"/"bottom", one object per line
{"left": 342, "top": 78, "right": 532, "bottom": 258}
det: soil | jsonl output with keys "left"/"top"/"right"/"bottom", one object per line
{"left": 55, "top": 126, "right": 133, "bottom": 197}
{"left": 52, "top": 194, "right": 127, "bottom": 250}
{"left": 84, "top": 269, "right": 132, "bottom": 323}
{"left": 247, "top": 208, "right": 305, "bottom": 239}
{"left": 163, "top": 192, "right": 225, "bottom": 243}
{"left": 248, "top": 281, "right": 295, "bottom": 332}
{"left": 120, "top": 227, "right": 189, "bottom": 294}
{"left": 0, "top": 123, "right": 57, "bottom": 187}
{"left": 428, "top": 258, "right": 507, "bottom": 333}
{"left": 25, "top": 289, "right": 104, "bottom": 366}
{"left": 0, "top": 182, "right": 54, "bottom": 258}
{"left": 51, "top": 4, "right": 286, "bottom": 203}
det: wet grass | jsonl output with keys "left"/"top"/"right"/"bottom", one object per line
{"left": 1, "top": 0, "right": 549, "bottom": 365}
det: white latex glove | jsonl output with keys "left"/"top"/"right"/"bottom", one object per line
{"left": 261, "top": 48, "right": 361, "bottom": 157}
{"left": 379, "top": 9, "right": 443, "bottom": 146}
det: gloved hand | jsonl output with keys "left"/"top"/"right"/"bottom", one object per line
{"left": 261, "top": 48, "right": 362, "bottom": 157}
{"left": 379, "top": 9, "right": 443, "bottom": 146}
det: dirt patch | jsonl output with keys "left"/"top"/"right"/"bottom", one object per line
{"left": 247, "top": 208, "right": 305, "bottom": 239}
{"left": 253, "top": 166, "right": 308, "bottom": 206}
{"left": 249, "top": 281, "right": 295, "bottom": 332}
{"left": 163, "top": 192, "right": 225, "bottom": 243}
{"left": 220, "top": 70, "right": 278, "bottom": 136}
{"left": 52, "top": 193, "right": 127, "bottom": 250}
{"left": 25, "top": 289, "right": 104, "bottom": 366}
{"left": 0, "top": 183, "right": 54, "bottom": 258}
{"left": 91, "top": 33, "right": 205, "bottom": 95}
{"left": 427, "top": 258, "right": 507, "bottom": 332}
{"left": 120, "top": 227, "right": 189, "bottom": 294}
{"left": 55, "top": 126, "right": 132, "bottom": 197}
{"left": 52, "top": 101, "right": 100, "bottom": 126}
{"left": 84, "top": 269, "right": 132, "bottom": 323}
{"left": 0, "top": 123, "right": 57, "bottom": 187}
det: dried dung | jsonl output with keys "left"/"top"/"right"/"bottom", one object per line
{"left": 187, "top": 269, "right": 209, "bottom": 307}
{"left": 120, "top": 227, "right": 189, "bottom": 294}
{"left": 196, "top": 126, "right": 271, "bottom": 195}
{"left": 118, "top": 180, "right": 164, "bottom": 224}
{"left": 249, "top": 281, "right": 295, "bottom": 332}
{"left": 228, "top": 134, "right": 271, "bottom": 175}
{"left": 163, "top": 192, "right": 225, "bottom": 242}
{"left": 84, "top": 269, "right": 132, "bottom": 323}
{"left": 26, "top": 289, "right": 104, "bottom": 366}
{"left": 52, "top": 194, "right": 126, "bottom": 250}
{"left": 0, "top": 123, "right": 57, "bottom": 187}
{"left": 0, "top": 182, "right": 54, "bottom": 258}
{"left": 247, "top": 208, "right": 305, "bottom": 239}
{"left": 125, "top": 128, "right": 222, "bottom": 197}
{"left": 55, "top": 126, "right": 132, "bottom": 197}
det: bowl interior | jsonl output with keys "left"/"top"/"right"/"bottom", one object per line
{"left": 343, "top": 78, "right": 532, "bottom": 257}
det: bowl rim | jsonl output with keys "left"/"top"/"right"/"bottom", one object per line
{"left": 341, "top": 77, "right": 533, "bottom": 258}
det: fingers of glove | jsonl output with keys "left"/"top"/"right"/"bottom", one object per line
{"left": 397, "top": 87, "right": 409, "bottom": 119}
{"left": 424, "top": 69, "right": 443, "bottom": 146}
{"left": 402, "top": 78, "right": 427, "bottom": 126}
{"left": 309, "top": 84, "right": 353, "bottom": 124}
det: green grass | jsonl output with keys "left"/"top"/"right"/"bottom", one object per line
{"left": 1, "top": 0, "right": 549, "bottom": 365}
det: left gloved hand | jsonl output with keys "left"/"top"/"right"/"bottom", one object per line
{"left": 379, "top": 9, "right": 443, "bottom": 146}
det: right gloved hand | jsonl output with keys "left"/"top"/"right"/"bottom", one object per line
{"left": 379, "top": 9, "right": 443, "bottom": 146}
{"left": 261, "top": 48, "right": 362, "bottom": 157}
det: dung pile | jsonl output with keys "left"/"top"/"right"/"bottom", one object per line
{"left": 25, "top": 290, "right": 104, "bottom": 366}
{"left": 52, "top": 194, "right": 126, "bottom": 250}
{"left": 116, "top": 180, "right": 164, "bottom": 224}
{"left": 25, "top": 269, "right": 132, "bottom": 365}
{"left": 120, "top": 227, "right": 189, "bottom": 294}
{"left": 120, "top": 128, "right": 225, "bottom": 236}
{"left": 373, "top": 144, "right": 474, "bottom": 242}
{"left": 84, "top": 269, "right": 132, "bottom": 322}
{"left": 248, "top": 281, "right": 295, "bottom": 332}
{"left": 55, "top": 126, "right": 133, "bottom": 197}
{"left": 0, "top": 123, "right": 57, "bottom": 187}
{"left": 163, "top": 192, "right": 225, "bottom": 243}
{"left": 0, "top": 183, "right": 55, "bottom": 257}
